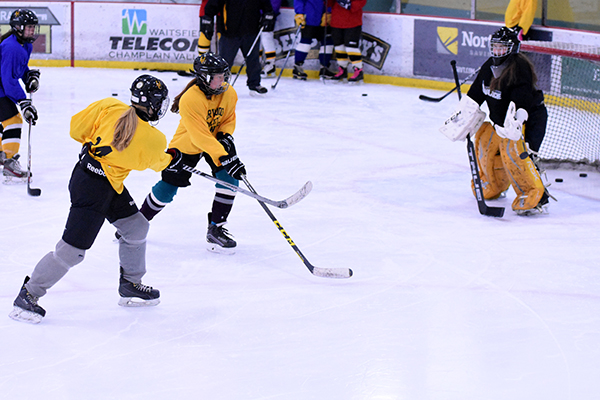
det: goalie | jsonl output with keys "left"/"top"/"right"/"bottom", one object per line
{"left": 440, "top": 27, "right": 551, "bottom": 215}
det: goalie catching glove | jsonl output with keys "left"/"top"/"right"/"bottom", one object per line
{"left": 439, "top": 95, "right": 485, "bottom": 142}
{"left": 494, "top": 101, "right": 528, "bottom": 141}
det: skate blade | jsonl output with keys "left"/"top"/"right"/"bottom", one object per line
{"left": 347, "top": 80, "right": 365, "bottom": 85}
{"left": 9, "top": 306, "right": 43, "bottom": 324}
{"left": 118, "top": 297, "right": 160, "bottom": 307}
{"left": 206, "top": 242, "right": 236, "bottom": 255}
{"left": 515, "top": 204, "right": 549, "bottom": 216}
{"left": 3, "top": 175, "right": 28, "bottom": 185}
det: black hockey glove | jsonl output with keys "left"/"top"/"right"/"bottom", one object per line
{"left": 164, "top": 148, "right": 184, "bottom": 174}
{"left": 217, "top": 133, "right": 246, "bottom": 180}
{"left": 18, "top": 99, "right": 38, "bottom": 125}
{"left": 25, "top": 69, "right": 40, "bottom": 93}
{"left": 336, "top": 0, "right": 352, "bottom": 10}
{"left": 260, "top": 12, "right": 276, "bottom": 32}
{"left": 200, "top": 16, "right": 214, "bottom": 41}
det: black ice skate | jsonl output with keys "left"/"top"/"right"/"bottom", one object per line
{"left": 348, "top": 66, "right": 364, "bottom": 84}
{"left": 249, "top": 85, "right": 268, "bottom": 96}
{"left": 9, "top": 276, "right": 46, "bottom": 324}
{"left": 207, "top": 223, "right": 237, "bottom": 255}
{"left": 293, "top": 63, "right": 308, "bottom": 80}
{"left": 331, "top": 66, "right": 348, "bottom": 82}
{"left": 3, "top": 154, "right": 29, "bottom": 184}
{"left": 118, "top": 271, "right": 160, "bottom": 307}
{"left": 261, "top": 62, "right": 276, "bottom": 78}
{"left": 319, "top": 64, "right": 337, "bottom": 80}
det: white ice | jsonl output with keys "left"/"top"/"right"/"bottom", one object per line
{"left": 1, "top": 67, "right": 600, "bottom": 400}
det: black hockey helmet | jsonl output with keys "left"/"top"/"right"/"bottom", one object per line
{"left": 489, "top": 27, "right": 520, "bottom": 66}
{"left": 192, "top": 52, "right": 231, "bottom": 96}
{"left": 10, "top": 9, "right": 39, "bottom": 44}
{"left": 130, "top": 75, "right": 170, "bottom": 122}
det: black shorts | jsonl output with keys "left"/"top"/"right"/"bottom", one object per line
{"left": 62, "top": 163, "right": 138, "bottom": 249}
{"left": 0, "top": 96, "right": 19, "bottom": 123}
{"left": 331, "top": 26, "right": 362, "bottom": 47}
{"left": 161, "top": 152, "right": 224, "bottom": 187}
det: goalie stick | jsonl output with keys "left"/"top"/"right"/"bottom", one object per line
{"left": 241, "top": 175, "right": 353, "bottom": 279}
{"left": 419, "top": 67, "right": 480, "bottom": 103}
{"left": 26, "top": 111, "right": 41, "bottom": 196}
{"left": 451, "top": 60, "right": 504, "bottom": 218}
{"left": 183, "top": 165, "right": 312, "bottom": 209}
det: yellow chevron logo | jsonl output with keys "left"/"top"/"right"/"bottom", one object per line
{"left": 437, "top": 27, "right": 458, "bottom": 55}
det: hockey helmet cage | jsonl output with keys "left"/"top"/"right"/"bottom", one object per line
{"left": 10, "top": 9, "right": 39, "bottom": 44}
{"left": 489, "top": 27, "right": 520, "bottom": 66}
{"left": 130, "top": 75, "right": 170, "bottom": 122}
{"left": 192, "top": 53, "right": 231, "bottom": 96}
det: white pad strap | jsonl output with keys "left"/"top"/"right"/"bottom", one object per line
{"left": 495, "top": 101, "right": 528, "bottom": 141}
{"left": 439, "top": 96, "right": 486, "bottom": 142}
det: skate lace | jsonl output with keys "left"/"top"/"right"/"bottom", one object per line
{"left": 133, "top": 283, "right": 154, "bottom": 293}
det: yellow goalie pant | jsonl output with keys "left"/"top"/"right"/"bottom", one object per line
{"left": 473, "top": 122, "right": 545, "bottom": 212}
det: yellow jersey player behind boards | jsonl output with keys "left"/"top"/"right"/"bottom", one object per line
{"left": 9, "top": 75, "right": 187, "bottom": 324}
{"left": 138, "top": 52, "right": 247, "bottom": 254}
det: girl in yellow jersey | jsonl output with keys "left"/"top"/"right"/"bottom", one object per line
{"left": 139, "top": 53, "right": 247, "bottom": 255}
{"left": 9, "top": 75, "right": 184, "bottom": 324}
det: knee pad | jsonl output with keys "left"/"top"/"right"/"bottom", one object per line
{"left": 152, "top": 180, "right": 178, "bottom": 204}
{"left": 55, "top": 239, "right": 86, "bottom": 269}
{"left": 113, "top": 212, "right": 149, "bottom": 244}
{"left": 500, "top": 138, "right": 545, "bottom": 211}
{"left": 473, "top": 122, "right": 510, "bottom": 199}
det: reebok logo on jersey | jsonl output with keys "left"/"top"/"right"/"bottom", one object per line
{"left": 86, "top": 162, "right": 106, "bottom": 177}
{"left": 437, "top": 27, "right": 458, "bottom": 55}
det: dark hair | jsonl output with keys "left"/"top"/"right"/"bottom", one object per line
{"left": 490, "top": 53, "right": 538, "bottom": 92}
{"left": 171, "top": 78, "right": 198, "bottom": 113}
{"left": 0, "top": 30, "right": 14, "bottom": 43}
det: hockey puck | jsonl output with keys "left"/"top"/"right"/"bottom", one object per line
{"left": 112, "top": 93, "right": 118, "bottom": 96}
{"left": 555, "top": 178, "right": 563, "bottom": 182}
{"left": 362, "top": 93, "right": 367, "bottom": 96}
{"left": 580, "top": 173, "right": 588, "bottom": 177}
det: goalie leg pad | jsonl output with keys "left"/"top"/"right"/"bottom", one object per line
{"left": 472, "top": 122, "right": 510, "bottom": 199}
{"left": 499, "top": 138, "right": 546, "bottom": 212}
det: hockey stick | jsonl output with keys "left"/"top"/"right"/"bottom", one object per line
{"left": 419, "top": 67, "right": 480, "bottom": 103}
{"left": 232, "top": 26, "right": 265, "bottom": 86}
{"left": 271, "top": 25, "right": 302, "bottom": 90}
{"left": 451, "top": 60, "right": 504, "bottom": 218}
{"left": 241, "top": 175, "right": 353, "bottom": 279}
{"left": 26, "top": 94, "right": 41, "bottom": 196}
{"left": 183, "top": 165, "right": 312, "bottom": 209}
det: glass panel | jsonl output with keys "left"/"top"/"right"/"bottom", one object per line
{"left": 547, "top": 0, "right": 600, "bottom": 31}
{"left": 400, "top": 0, "right": 471, "bottom": 19}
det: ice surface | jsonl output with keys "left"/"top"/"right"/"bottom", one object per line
{"left": 1, "top": 67, "right": 600, "bottom": 399}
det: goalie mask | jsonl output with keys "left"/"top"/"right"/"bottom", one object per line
{"left": 130, "top": 75, "right": 170, "bottom": 122}
{"left": 489, "top": 27, "right": 520, "bottom": 66}
{"left": 193, "top": 53, "right": 231, "bottom": 96}
{"left": 10, "top": 9, "right": 39, "bottom": 44}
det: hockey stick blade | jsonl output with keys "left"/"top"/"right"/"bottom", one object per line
{"left": 27, "top": 185, "right": 41, "bottom": 197}
{"left": 184, "top": 165, "right": 310, "bottom": 208}
{"left": 241, "top": 175, "right": 353, "bottom": 279}
{"left": 418, "top": 87, "right": 457, "bottom": 103}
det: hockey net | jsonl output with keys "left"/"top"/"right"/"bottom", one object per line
{"left": 521, "top": 41, "right": 600, "bottom": 170}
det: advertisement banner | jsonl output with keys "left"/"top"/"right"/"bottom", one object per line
{"left": 1, "top": 2, "right": 71, "bottom": 61}
{"left": 413, "top": 19, "right": 498, "bottom": 80}
{"left": 75, "top": 3, "right": 200, "bottom": 65}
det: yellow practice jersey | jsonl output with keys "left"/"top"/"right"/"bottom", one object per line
{"left": 70, "top": 97, "right": 172, "bottom": 193}
{"left": 169, "top": 84, "right": 238, "bottom": 165}
{"left": 505, "top": 0, "right": 536, "bottom": 34}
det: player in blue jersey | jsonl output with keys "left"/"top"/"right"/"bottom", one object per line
{"left": 293, "top": 0, "right": 336, "bottom": 80}
{"left": 0, "top": 9, "right": 40, "bottom": 181}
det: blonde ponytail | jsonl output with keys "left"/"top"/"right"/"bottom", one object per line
{"left": 112, "top": 107, "right": 138, "bottom": 151}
